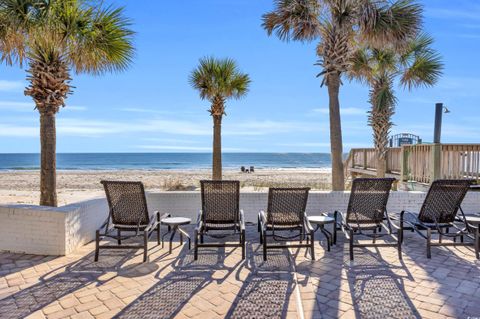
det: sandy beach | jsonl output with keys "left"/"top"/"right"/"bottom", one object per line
{"left": 0, "top": 168, "right": 332, "bottom": 206}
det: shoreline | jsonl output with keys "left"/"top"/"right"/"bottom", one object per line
{"left": 0, "top": 168, "right": 332, "bottom": 206}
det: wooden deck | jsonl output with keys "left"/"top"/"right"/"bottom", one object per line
{"left": 345, "top": 144, "right": 480, "bottom": 185}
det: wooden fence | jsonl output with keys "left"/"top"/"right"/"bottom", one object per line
{"left": 345, "top": 144, "right": 480, "bottom": 184}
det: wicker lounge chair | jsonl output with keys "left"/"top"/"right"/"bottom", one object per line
{"left": 95, "top": 181, "right": 169, "bottom": 262}
{"left": 258, "top": 187, "right": 314, "bottom": 261}
{"left": 399, "top": 179, "right": 478, "bottom": 259}
{"left": 337, "top": 178, "right": 397, "bottom": 261}
{"left": 194, "top": 180, "right": 245, "bottom": 260}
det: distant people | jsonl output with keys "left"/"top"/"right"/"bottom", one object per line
{"left": 250, "top": 166, "right": 254, "bottom": 173}
{"left": 241, "top": 166, "right": 245, "bottom": 173}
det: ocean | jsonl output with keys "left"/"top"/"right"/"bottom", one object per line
{"left": 0, "top": 153, "right": 332, "bottom": 171}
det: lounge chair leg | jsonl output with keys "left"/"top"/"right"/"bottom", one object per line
{"left": 475, "top": 227, "right": 479, "bottom": 260}
{"left": 349, "top": 229, "right": 354, "bottom": 261}
{"left": 263, "top": 230, "right": 267, "bottom": 261}
{"left": 241, "top": 229, "right": 246, "bottom": 260}
{"left": 200, "top": 234, "right": 204, "bottom": 244}
{"left": 427, "top": 229, "right": 432, "bottom": 259}
{"left": 259, "top": 227, "right": 263, "bottom": 244}
{"left": 194, "top": 229, "right": 199, "bottom": 261}
{"left": 439, "top": 233, "right": 442, "bottom": 243}
{"left": 95, "top": 230, "right": 100, "bottom": 262}
{"left": 157, "top": 212, "right": 161, "bottom": 245}
{"left": 310, "top": 231, "right": 315, "bottom": 260}
{"left": 143, "top": 232, "right": 148, "bottom": 262}
{"left": 373, "top": 227, "right": 377, "bottom": 244}
{"left": 257, "top": 215, "right": 261, "bottom": 232}
{"left": 117, "top": 229, "right": 121, "bottom": 245}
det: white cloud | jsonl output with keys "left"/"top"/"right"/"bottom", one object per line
{"left": 0, "top": 101, "right": 86, "bottom": 112}
{"left": 426, "top": 7, "right": 480, "bottom": 21}
{"left": 0, "top": 101, "right": 34, "bottom": 111}
{"left": 66, "top": 106, "right": 87, "bottom": 111}
{"left": 137, "top": 145, "right": 244, "bottom": 152}
{"left": 0, "top": 124, "right": 37, "bottom": 137}
{"left": 0, "top": 80, "right": 24, "bottom": 92}
{"left": 313, "top": 107, "right": 366, "bottom": 116}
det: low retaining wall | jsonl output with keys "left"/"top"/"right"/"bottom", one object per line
{"left": 1, "top": 191, "right": 479, "bottom": 256}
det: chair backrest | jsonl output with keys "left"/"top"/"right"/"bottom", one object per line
{"left": 101, "top": 181, "right": 150, "bottom": 227}
{"left": 418, "top": 179, "right": 472, "bottom": 224}
{"left": 200, "top": 180, "right": 240, "bottom": 224}
{"left": 346, "top": 178, "right": 395, "bottom": 224}
{"left": 267, "top": 188, "right": 310, "bottom": 226}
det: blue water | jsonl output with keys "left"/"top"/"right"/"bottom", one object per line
{"left": 0, "top": 153, "right": 332, "bottom": 170}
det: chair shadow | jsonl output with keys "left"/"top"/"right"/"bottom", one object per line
{"left": 347, "top": 248, "right": 419, "bottom": 319}
{"left": 400, "top": 230, "right": 480, "bottom": 318}
{"left": 0, "top": 249, "right": 137, "bottom": 319}
{"left": 0, "top": 253, "right": 57, "bottom": 278}
{"left": 225, "top": 242, "right": 295, "bottom": 319}
{"left": 115, "top": 242, "right": 243, "bottom": 319}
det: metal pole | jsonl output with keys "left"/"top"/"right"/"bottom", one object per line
{"left": 433, "top": 102, "right": 443, "bottom": 144}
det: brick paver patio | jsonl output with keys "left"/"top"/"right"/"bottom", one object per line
{"left": 0, "top": 222, "right": 479, "bottom": 319}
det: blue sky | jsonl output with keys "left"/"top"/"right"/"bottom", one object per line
{"left": 0, "top": 0, "right": 479, "bottom": 153}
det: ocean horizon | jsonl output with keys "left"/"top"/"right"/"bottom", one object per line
{"left": 0, "top": 152, "right": 333, "bottom": 171}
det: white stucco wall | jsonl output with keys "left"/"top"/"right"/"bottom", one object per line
{"left": 1, "top": 191, "right": 479, "bottom": 256}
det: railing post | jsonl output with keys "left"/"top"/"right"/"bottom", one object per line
{"left": 363, "top": 149, "right": 367, "bottom": 169}
{"left": 400, "top": 146, "right": 409, "bottom": 181}
{"left": 430, "top": 143, "right": 442, "bottom": 181}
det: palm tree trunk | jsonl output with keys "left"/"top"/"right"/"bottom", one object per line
{"left": 376, "top": 154, "right": 387, "bottom": 177}
{"left": 212, "top": 115, "right": 222, "bottom": 180}
{"left": 40, "top": 112, "right": 57, "bottom": 206}
{"left": 327, "top": 73, "right": 345, "bottom": 191}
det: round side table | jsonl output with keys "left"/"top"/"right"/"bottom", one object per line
{"left": 308, "top": 215, "right": 336, "bottom": 251}
{"left": 161, "top": 217, "right": 191, "bottom": 254}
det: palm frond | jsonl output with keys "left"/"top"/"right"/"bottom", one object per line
{"left": 262, "top": 0, "right": 321, "bottom": 42}
{"left": 347, "top": 48, "right": 372, "bottom": 84}
{"left": 359, "top": 0, "right": 423, "bottom": 50}
{"left": 400, "top": 51, "right": 443, "bottom": 90}
{"left": 189, "top": 56, "right": 250, "bottom": 104}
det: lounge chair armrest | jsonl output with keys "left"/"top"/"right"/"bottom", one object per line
{"left": 259, "top": 210, "right": 267, "bottom": 230}
{"left": 195, "top": 220, "right": 203, "bottom": 233}
{"left": 239, "top": 210, "right": 245, "bottom": 231}
{"left": 97, "top": 216, "right": 110, "bottom": 234}
{"left": 335, "top": 210, "right": 347, "bottom": 225}
{"left": 196, "top": 210, "right": 203, "bottom": 225}
{"left": 158, "top": 211, "right": 171, "bottom": 221}
{"left": 304, "top": 212, "right": 314, "bottom": 232}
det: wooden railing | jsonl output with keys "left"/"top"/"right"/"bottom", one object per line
{"left": 345, "top": 144, "right": 480, "bottom": 184}
{"left": 441, "top": 144, "right": 480, "bottom": 180}
{"left": 347, "top": 148, "right": 401, "bottom": 174}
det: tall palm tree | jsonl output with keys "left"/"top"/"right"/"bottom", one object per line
{"left": 0, "top": 0, "right": 134, "bottom": 206}
{"left": 262, "top": 0, "right": 423, "bottom": 190}
{"left": 190, "top": 57, "right": 250, "bottom": 180}
{"left": 348, "top": 33, "right": 443, "bottom": 177}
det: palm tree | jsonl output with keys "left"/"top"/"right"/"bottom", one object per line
{"left": 262, "top": 0, "right": 423, "bottom": 190}
{"left": 0, "top": 0, "right": 134, "bottom": 206}
{"left": 348, "top": 33, "right": 443, "bottom": 177}
{"left": 190, "top": 57, "right": 250, "bottom": 180}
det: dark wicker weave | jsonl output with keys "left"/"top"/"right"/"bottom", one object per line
{"left": 194, "top": 180, "right": 245, "bottom": 260}
{"left": 259, "top": 188, "right": 314, "bottom": 261}
{"left": 400, "top": 179, "right": 478, "bottom": 259}
{"left": 338, "top": 178, "right": 398, "bottom": 261}
{"left": 95, "top": 181, "right": 169, "bottom": 262}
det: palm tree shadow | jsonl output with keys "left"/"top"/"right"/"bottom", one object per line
{"left": 225, "top": 242, "right": 296, "bottom": 319}
{"left": 0, "top": 249, "right": 137, "bottom": 319}
{"left": 347, "top": 249, "right": 420, "bottom": 319}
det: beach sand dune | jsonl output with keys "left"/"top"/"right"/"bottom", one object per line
{"left": 0, "top": 168, "right": 332, "bottom": 206}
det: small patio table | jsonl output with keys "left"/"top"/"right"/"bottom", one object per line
{"left": 161, "top": 217, "right": 191, "bottom": 254}
{"left": 308, "top": 214, "right": 336, "bottom": 251}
